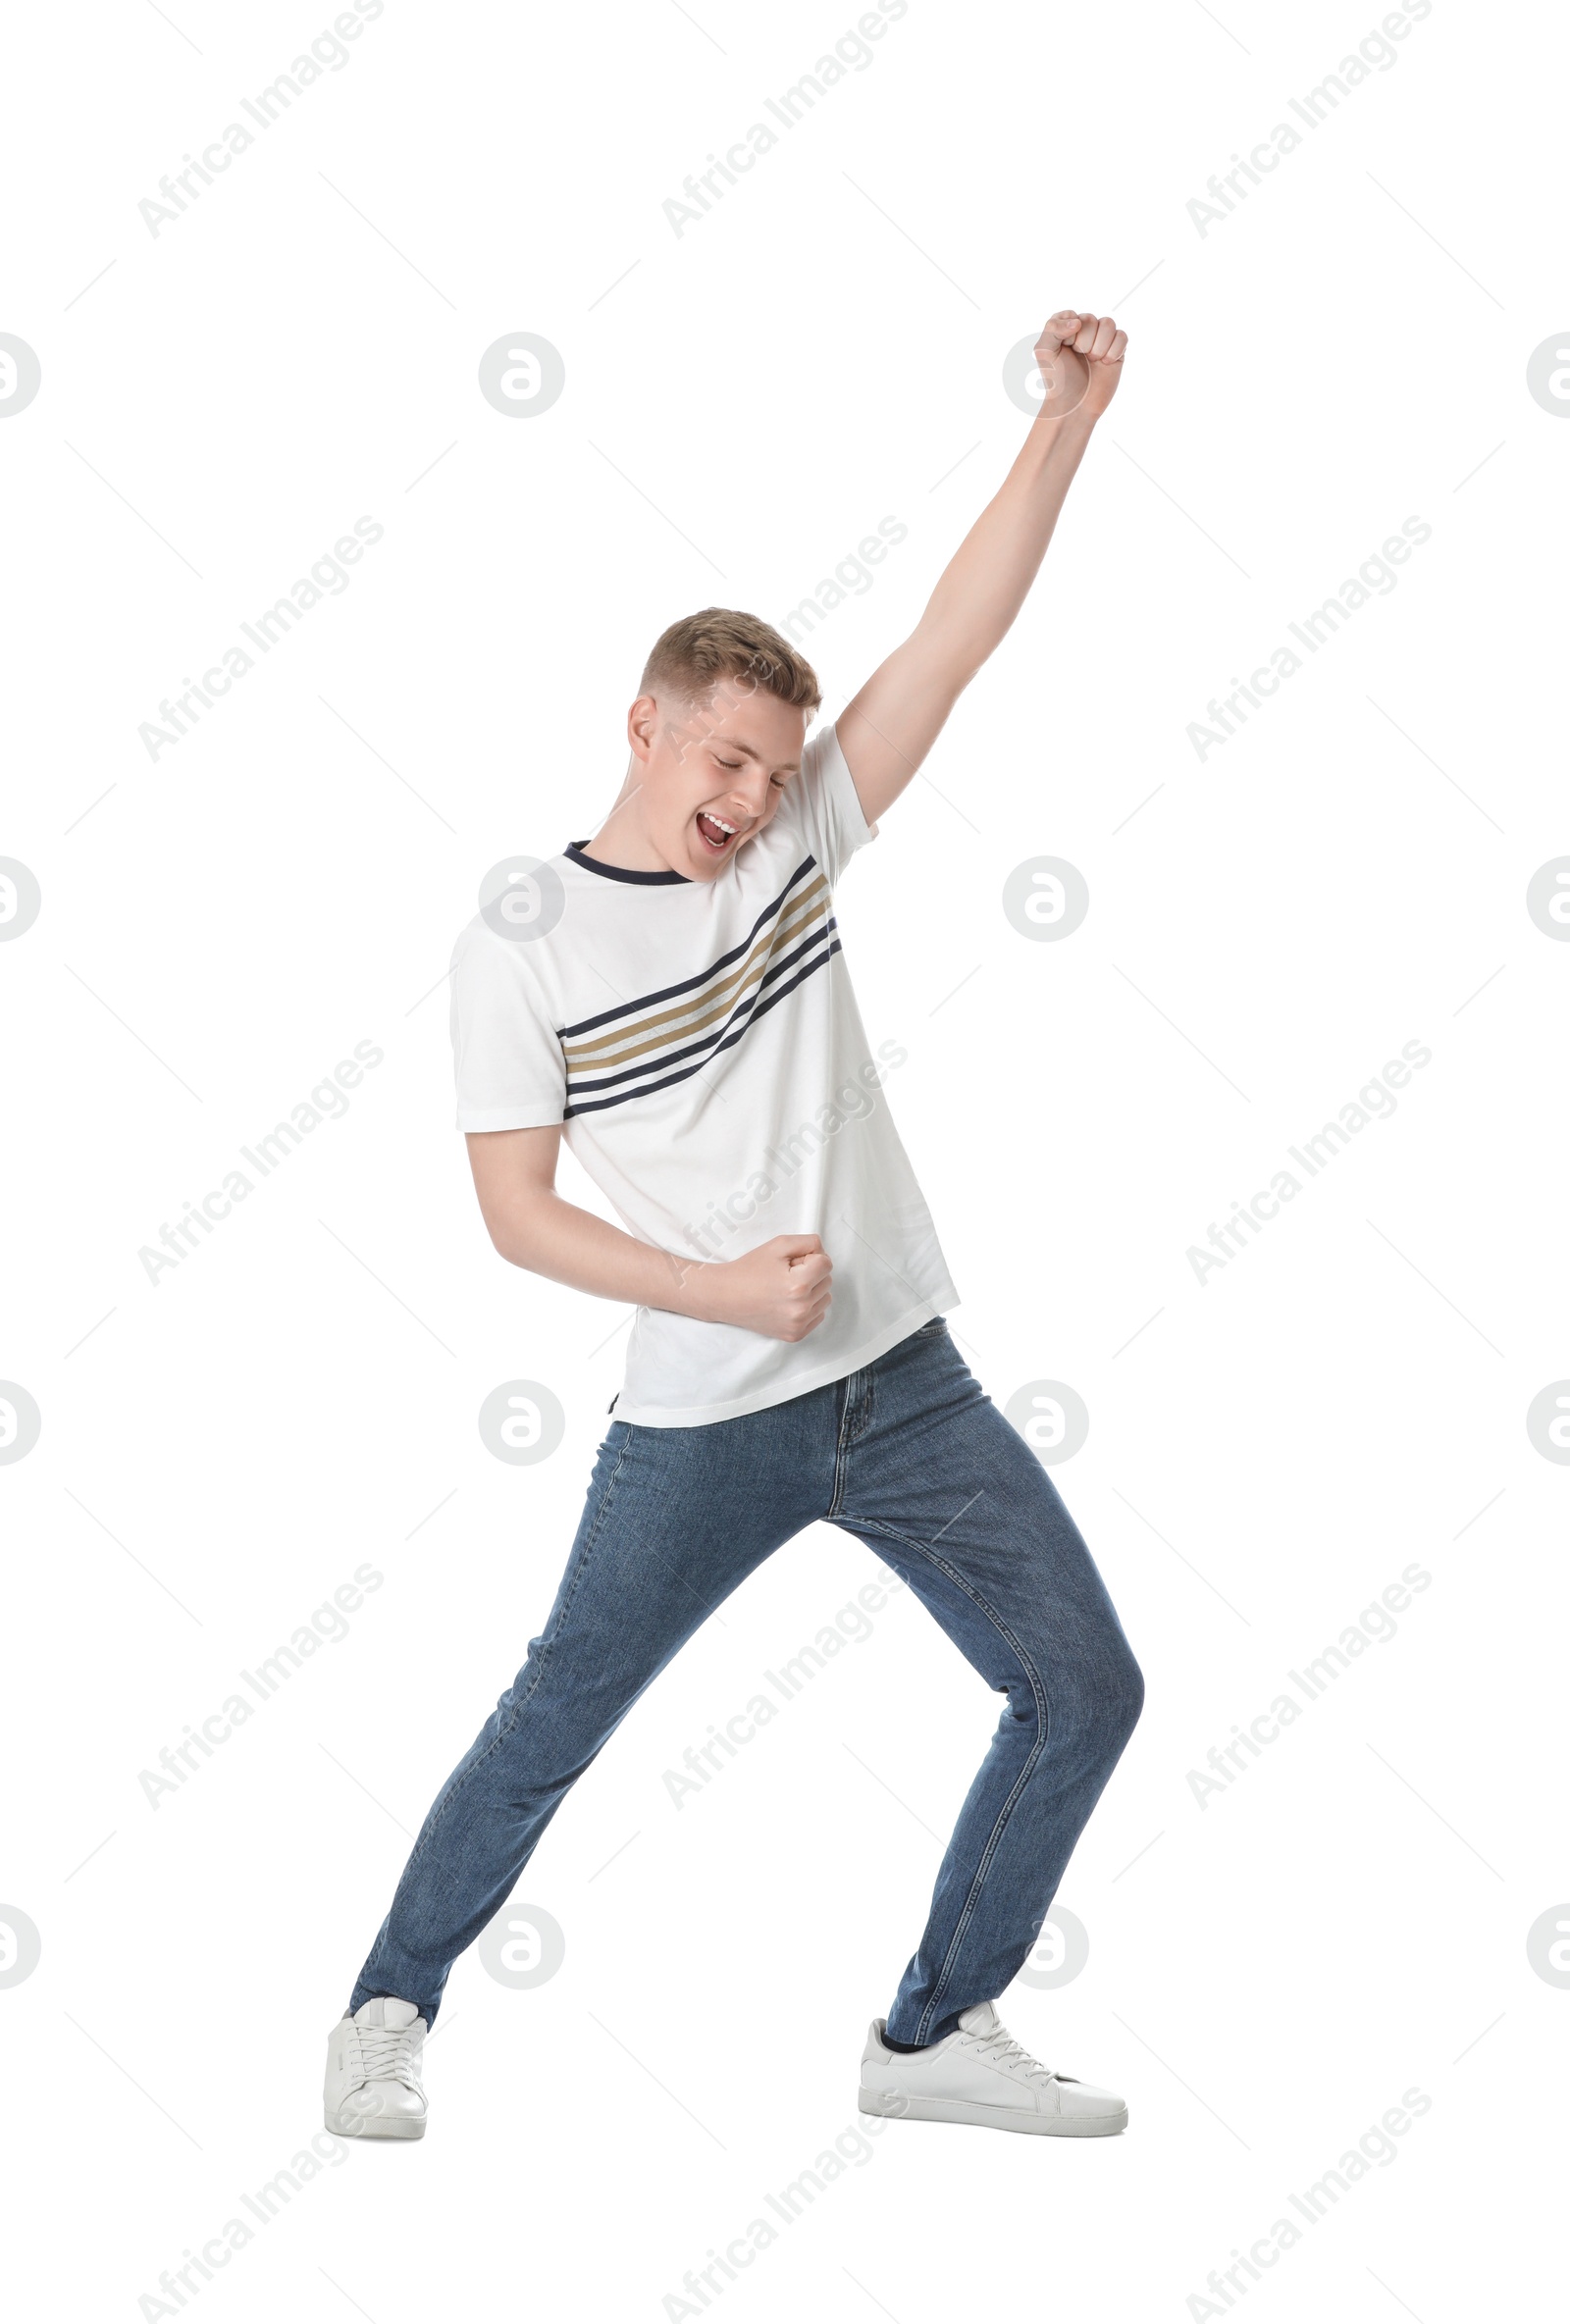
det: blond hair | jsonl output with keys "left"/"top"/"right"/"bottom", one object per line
{"left": 640, "top": 607, "right": 821, "bottom": 716}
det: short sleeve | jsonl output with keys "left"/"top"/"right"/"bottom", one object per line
{"left": 789, "top": 719, "right": 877, "bottom": 887}
{"left": 449, "top": 917, "right": 566, "bottom": 1131}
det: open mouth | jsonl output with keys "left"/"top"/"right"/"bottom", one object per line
{"left": 695, "top": 809, "right": 741, "bottom": 855}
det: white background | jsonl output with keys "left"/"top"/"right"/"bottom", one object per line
{"left": 4, "top": 0, "right": 1566, "bottom": 2316}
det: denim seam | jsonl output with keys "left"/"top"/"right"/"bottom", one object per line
{"left": 826, "top": 1377, "right": 862, "bottom": 1520}
{"left": 388, "top": 1428, "right": 636, "bottom": 1897}
{"left": 847, "top": 1514, "right": 1051, "bottom": 2044}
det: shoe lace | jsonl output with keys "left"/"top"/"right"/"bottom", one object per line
{"left": 971, "top": 2023, "right": 1056, "bottom": 2084}
{"left": 355, "top": 2022, "right": 422, "bottom": 2091}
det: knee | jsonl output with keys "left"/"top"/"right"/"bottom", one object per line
{"left": 1020, "top": 1637, "right": 1142, "bottom": 1768}
{"left": 1082, "top": 1640, "right": 1143, "bottom": 1761}
{"left": 1111, "top": 1645, "right": 1145, "bottom": 1743}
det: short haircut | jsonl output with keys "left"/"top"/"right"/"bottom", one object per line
{"left": 639, "top": 607, "right": 821, "bottom": 717}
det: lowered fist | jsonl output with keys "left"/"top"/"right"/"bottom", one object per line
{"left": 691, "top": 1234, "right": 833, "bottom": 1342}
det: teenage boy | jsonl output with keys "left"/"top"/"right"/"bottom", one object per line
{"left": 326, "top": 309, "right": 1143, "bottom": 2143}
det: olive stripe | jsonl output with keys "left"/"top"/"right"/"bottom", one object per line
{"left": 561, "top": 878, "right": 829, "bottom": 1069}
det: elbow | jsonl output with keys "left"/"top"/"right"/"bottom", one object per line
{"left": 481, "top": 1193, "right": 550, "bottom": 1273}
{"left": 486, "top": 1225, "right": 524, "bottom": 1268}
{"left": 486, "top": 1220, "right": 535, "bottom": 1271}
{"left": 910, "top": 621, "right": 987, "bottom": 701}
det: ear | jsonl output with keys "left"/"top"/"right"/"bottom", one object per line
{"left": 627, "top": 693, "right": 659, "bottom": 764}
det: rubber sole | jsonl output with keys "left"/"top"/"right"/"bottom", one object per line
{"left": 324, "top": 2106, "right": 426, "bottom": 2141}
{"left": 859, "top": 2087, "right": 1126, "bottom": 2137}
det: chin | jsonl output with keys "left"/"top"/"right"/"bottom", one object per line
{"left": 678, "top": 825, "right": 751, "bottom": 879}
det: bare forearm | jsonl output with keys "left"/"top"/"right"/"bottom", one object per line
{"left": 491, "top": 1187, "right": 711, "bottom": 1318}
{"left": 917, "top": 404, "right": 1099, "bottom": 679}
{"left": 837, "top": 308, "right": 1125, "bottom": 823}
{"left": 484, "top": 1186, "right": 834, "bottom": 1342}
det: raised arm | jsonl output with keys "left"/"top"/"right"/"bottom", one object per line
{"left": 837, "top": 309, "right": 1127, "bottom": 822}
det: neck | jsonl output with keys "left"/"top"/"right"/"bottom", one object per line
{"left": 582, "top": 783, "right": 670, "bottom": 874}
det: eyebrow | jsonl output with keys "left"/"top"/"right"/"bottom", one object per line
{"left": 712, "top": 739, "right": 801, "bottom": 772}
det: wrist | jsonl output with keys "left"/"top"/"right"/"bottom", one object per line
{"left": 1029, "top": 399, "right": 1099, "bottom": 450}
{"left": 670, "top": 1255, "right": 724, "bottom": 1323}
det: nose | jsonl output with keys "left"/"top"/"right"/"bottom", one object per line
{"left": 722, "top": 771, "right": 771, "bottom": 823}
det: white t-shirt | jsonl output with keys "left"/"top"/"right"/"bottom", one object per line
{"left": 449, "top": 719, "right": 958, "bottom": 1425}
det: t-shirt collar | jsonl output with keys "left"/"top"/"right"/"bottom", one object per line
{"left": 565, "top": 841, "right": 691, "bottom": 887}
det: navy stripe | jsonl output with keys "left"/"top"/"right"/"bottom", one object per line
{"left": 565, "top": 916, "right": 839, "bottom": 1099}
{"left": 557, "top": 856, "right": 819, "bottom": 1040}
{"left": 563, "top": 841, "right": 689, "bottom": 887}
{"left": 563, "top": 941, "right": 843, "bottom": 1117}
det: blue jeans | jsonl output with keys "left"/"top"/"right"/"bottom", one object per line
{"left": 347, "top": 1318, "right": 1143, "bottom": 2044}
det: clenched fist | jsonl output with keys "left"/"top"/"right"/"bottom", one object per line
{"left": 691, "top": 1234, "right": 833, "bottom": 1341}
{"left": 1033, "top": 310, "right": 1127, "bottom": 421}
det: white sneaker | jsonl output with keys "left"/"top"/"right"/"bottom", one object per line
{"left": 859, "top": 2001, "right": 1127, "bottom": 2137}
{"left": 324, "top": 1996, "right": 428, "bottom": 2140}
